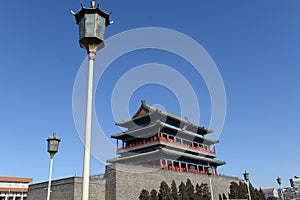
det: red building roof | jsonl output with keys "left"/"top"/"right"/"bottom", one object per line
{"left": 262, "top": 188, "right": 276, "bottom": 193}
{"left": 0, "top": 177, "right": 32, "bottom": 183}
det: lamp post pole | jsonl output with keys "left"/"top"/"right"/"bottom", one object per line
{"left": 243, "top": 171, "right": 251, "bottom": 200}
{"left": 46, "top": 132, "right": 61, "bottom": 200}
{"left": 8, "top": 183, "right": 10, "bottom": 200}
{"left": 277, "top": 177, "right": 285, "bottom": 200}
{"left": 47, "top": 158, "right": 54, "bottom": 200}
{"left": 207, "top": 165, "right": 214, "bottom": 200}
{"left": 73, "top": 2, "right": 111, "bottom": 200}
{"left": 81, "top": 40, "right": 96, "bottom": 200}
{"left": 21, "top": 185, "right": 24, "bottom": 200}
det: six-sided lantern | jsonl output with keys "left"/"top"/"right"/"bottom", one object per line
{"left": 74, "top": 1, "right": 110, "bottom": 53}
{"left": 243, "top": 170, "right": 250, "bottom": 181}
{"left": 47, "top": 132, "right": 61, "bottom": 159}
{"left": 277, "top": 177, "right": 282, "bottom": 186}
{"left": 207, "top": 166, "right": 213, "bottom": 176}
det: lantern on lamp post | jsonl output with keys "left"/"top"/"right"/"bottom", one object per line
{"left": 46, "top": 132, "right": 61, "bottom": 200}
{"left": 277, "top": 177, "right": 285, "bottom": 200}
{"left": 243, "top": 171, "right": 252, "bottom": 200}
{"left": 72, "top": 2, "right": 111, "bottom": 200}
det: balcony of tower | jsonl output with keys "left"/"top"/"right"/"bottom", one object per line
{"left": 107, "top": 148, "right": 222, "bottom": 176}
{"left": 159, "top": 159, "right": 219, "bottom": 176}
{"left": 115, "top": 132, "right": 217, "bottom": 158}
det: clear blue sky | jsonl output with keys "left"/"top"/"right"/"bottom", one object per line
{"left": 1, "top": 0, "right": 299, "bottom": 190}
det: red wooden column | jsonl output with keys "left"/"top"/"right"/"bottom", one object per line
{"left": 179, "top": 162, "right": 182, "bottom": 171}
{"left": 160, "top": 159, "right": 163, "bottom": 168}
{"left": 116, "top": 139, "right": 119, "bottom": 149}
{"left": 122, "top": 141, "right": 124, "bottom": 148}
{"left": 196, "top": 165, "right": 199, "bottom": 174}
{"left": 171, "top": 161, "right": 174, "bottom": 170}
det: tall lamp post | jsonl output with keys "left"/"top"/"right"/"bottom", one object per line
{"left": 46, "top": 132, "right": 61, "bottom": 200}
{"left": 73, "top": 2, "right": 111, "bottom": 200}
{"left": 243, "top": 171, "right": 252, "bottom": 200}
{"left": 207, "top": 165, "right": 214, "bottom": 200}
{"left": 277, "top": 177, "right": 285, "bottom": 200}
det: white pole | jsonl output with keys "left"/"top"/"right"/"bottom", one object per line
{"left": 82, "top": 52, "right": 95, "bottom": 200}
{"left": 21, "top": 186, "right": 23, "bottom": 200}
{"left": 280, "top": 187, "right": 285, "bottom": 200}
{"left": 209, "top": 176, "right": 213, "bottom": 200}
{"left": 47, "top": 158, "right": 54, "bottom": 200}
{"left": 246, "top": 181, "right": 252, "bottom": 200}
{"left": 8, "top": 184, "right": 11, "bottom": 200}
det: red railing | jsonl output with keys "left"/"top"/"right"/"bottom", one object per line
{"left": 159, "top": 137, "right": 216, "bottom": 156}
{"left": 118, "top": 135, "right": 216, "bottom": 157}
{"left": 160, "top": 164, "right": 215, "bottom": 176}
{"left": 124, "top": 163, "right": 218, "bottom": 176}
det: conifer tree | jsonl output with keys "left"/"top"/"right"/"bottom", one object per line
{"left": 139, "top": 189, "right": 151, "bottom": 200}
{"left": 195, "top": 184, "right": 202, "bottom": 200}
{"left": 238, "top": 181, "right": 248, "bottom": 200}
{"left": 195, "top": 183, "right": 211, "bottom": 200}
{"left": 150, "top": 189, "right": 159, "bottom": 200}
{"left": 250, "top": 187, "right": 266, "bottom": 200}
{"left": 258, "top": 188, "right": 266, "bottom": 200}
{"left": 179, "top": 181, "right": 188, "bottom": 200}
{"left": 159, "top": 181, "right": 172, "bottom": 200}
{"left": 249, "top": 183, "right": 257, "bottom": 200}
{"left": 229, "top": 182, "right": 240, "bottom": 199}
{"left": 171, "top": 180, "right": 179, "bottom": 200}
{"left": 186, "top": 179, "right": 195, "bottom": 200}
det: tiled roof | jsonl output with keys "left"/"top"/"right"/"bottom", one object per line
{"left": 0, "top": 177, "right": 32, "bottom": 183}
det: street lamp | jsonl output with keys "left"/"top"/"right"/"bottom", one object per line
{"left": 277, "top": 177, "right": 285, "bottom": 200}
{"left": 243, "top": 171, "right": 252, "bottom": 200}
{"left": 207, "top": 165, "right": 214, "bottom": 200}
{"left": 46, "top": 132, "right": 61, "bottom": 200}
{"left": 72, "top": 2, "right": 111, "bottom": 200}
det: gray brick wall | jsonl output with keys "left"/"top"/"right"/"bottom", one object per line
{"left": 27, "top": 177, "right": 105, "bottom": 200}
{"left": 105, "top": 165, "right": 116, "bottom": 200}
{"left": 28, "top": 164, "right": 239, "bottom": 200}
{"left": 108, "top": 163, "right": 240, "bottom": 200}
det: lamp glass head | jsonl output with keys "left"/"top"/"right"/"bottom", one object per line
{"left": 207, "top": 166, "right": 213, "bottom": 176}
{"left": 47, "top": 133, "right": 61, "bottom": 155}
{"left": 243, "top": 171, "right": 249, "bottom": 181}
{"left": 277, "top": 177, "right": 282, "bottom": 185}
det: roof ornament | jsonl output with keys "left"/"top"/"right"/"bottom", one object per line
{"left": 91, "top": 1, "right": 96, "bottom": 8}
{"left": 182, "top": 123, "right": 189, "bottom": 131}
